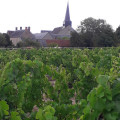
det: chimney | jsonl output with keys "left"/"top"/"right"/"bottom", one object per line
{"left": 28, "top": 27, "right": 30, "bottom": 32}
{"left": 15, "top": 27, "right": 18, "bottom": 31}
{"left": 20, "top": 27, "right": 22, "bottom": 30}
{"left": 25, "top": 27, "right": 27, "bottom": 31}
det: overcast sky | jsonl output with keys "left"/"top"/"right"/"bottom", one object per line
{"left": 1, "top": 0, "right": 120, "bottom": 33}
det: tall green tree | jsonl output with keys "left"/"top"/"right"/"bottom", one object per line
{"left": 71, "top": 17, "right": 116, "bottom": 47}
{"left": 0, "top": 33, "right": 6, "bottom": 47}
{"left": 115, "top": 26, "right": 120, "bottom": 38}
{"left": 0, "top": 33, "right": 13, "bottom": 47}
{"left": 3, "top": 33, "right": 13, "bottom": 47}
{"left": 115, "top": 26, "right": 120, "bottom": 45}
{"left": 70, "top": 31, "right": 83, "bottom": 47}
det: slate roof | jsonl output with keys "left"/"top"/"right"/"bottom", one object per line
{"left": 52, "top": 27, "right": 63, "bottom": 34}
{"left": 9, "top": 30, "right": 25, "bottom": 38}
{"left": 58, "top": 25, "right": 74, "bottom": 35}
{"left": 34, "top": 32, "right": 48, "bottom": 39}
{"left": 50, "top": 26, "right": 74, "bottom": 39}
{"left": 52, "top": 34, "right": 70, "bottom": 39}
{"left": 7, "top": 31, "right": 15, "bottom": 36}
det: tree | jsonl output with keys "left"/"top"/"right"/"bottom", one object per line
{"left": 0, "top": 33, "right": 6, "bottom": 47}
{"left": 71, "top": 17, "right": 115, "bottom": 47}
{"left": 70, "top": 31, "right": 83, "bottom": 47}
{"left": 94, "top": 27, "right": 116, "bottom": 47}
{"left": 0, "top": 33, "right": 13, "bottom": 47}
{"left": 115, "top": 26, "right": 120, "bottom": 45}
{"left": 3, "top": 33, "right": 13, "bottom": 47}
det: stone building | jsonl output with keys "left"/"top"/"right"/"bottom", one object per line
{"left": 7, "top": 27, "right": 35, "bottom": 46}
{"left": 34, "top": 2, "right": 74, "bottom": 47}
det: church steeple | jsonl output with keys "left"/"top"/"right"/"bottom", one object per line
{"left": 63, "top": 2, "right": 72, "bottom": 27}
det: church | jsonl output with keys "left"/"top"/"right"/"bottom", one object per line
{"left": 34, "top": 2, "right": 74, "bottom": 47}
{"left": 7, "top": 2, "right": 74, "bottom": 47}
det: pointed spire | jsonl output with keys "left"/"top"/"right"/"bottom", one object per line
{"left": 63, "top": 1, "right": 72, "bottom": 27}
{"left": 65, "top": 2, "right": 70, "bottom": 21}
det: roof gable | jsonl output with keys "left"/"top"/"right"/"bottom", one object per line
{"left": 52, "top": 27, "right": 63, "bottom": 34}
{"left": 34, "top": 32, "right": 54, "bottom": 40}
{"left": 34, "top": 32, "right": 48, "bottom": 39}
{"left": 58, "top": 26, "right": 74, "bottom": 35}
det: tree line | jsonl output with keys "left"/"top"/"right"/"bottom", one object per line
{"left": 1, "top": 17, "right": 120, "bottom": 48}
{"left": 70, "top": 17, "right": 120, "bottom": 47}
